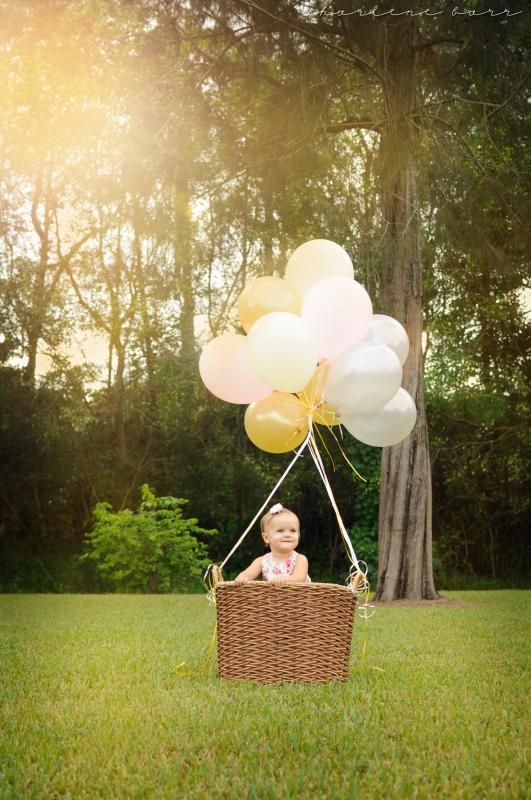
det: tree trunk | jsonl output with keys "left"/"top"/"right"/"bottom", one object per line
{"left": 113, "top": 336, "right": 128, "bottom": 463}
{"left": 109, "top": 235, "right": 128, "bottom": 465}
{"left": 375, "top": 12, "right": 438, "bottom": 600}
{"left": 262, "top": 169, "right": 274, "bottom": 276}
{"left": 174, "top": 176, "right": 196, "bottom": 364}
{"left": 132, "top": 199, "right": 156, "bottom": 395}
{"left": 24, "top": 173, "right": 50, "bottom": 386}
{"left": 24, "top": 327, "right": 40, "bottom": 386}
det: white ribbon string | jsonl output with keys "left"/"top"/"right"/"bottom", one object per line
{"left": 219, "top": 427, "right": 312, "bottom": 570}
{"left": 306, "top": 427, "right": 360, "bottom": 572}
{"left": 216, "top": 417, "right": 368, "bottom": 598}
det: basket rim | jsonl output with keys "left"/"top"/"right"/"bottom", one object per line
{"left": 215, "top": 580, "right": 355, "bottom": 594}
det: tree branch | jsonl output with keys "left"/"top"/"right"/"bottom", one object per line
{"left": 234, "top": 0, "right": 383, "bottom": 82}
{"left": 415, "top": 38, "right": 464, "bottom": 51}
{"left": 62, "top": 259, "right": 111, "bottom": 335}
{"left": 324, "top": 117, "right": 385, "bottom": 134}
{"left": 30, "top": 172, "right": 46, "bottom": 245}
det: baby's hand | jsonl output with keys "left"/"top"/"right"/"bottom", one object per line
{"left": 234, "top": 575, "right": 249, "bottom": 585}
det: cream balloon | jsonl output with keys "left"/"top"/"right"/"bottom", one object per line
{"left": 324, "top": 342, "right": 402, "bottom": 412}
{"left": 199, "top": 334, "right": 273, "bottom": 404}
{"left": 285, "top": 239, "right": 354, "bottom": 298}
{"left": 365, "top": 314, "right": 409, "bottom": 366}
{"left": 238, "top": 276, "right": 301, "bottom": 332}
{"left": 340, "top": 387, "right": 417, "bottom": 447}
{"left": 301, "top": 276, "right": 373, "bottom": 361}
{"left": 247, "top": 311, "right": 318, "bottom": 393}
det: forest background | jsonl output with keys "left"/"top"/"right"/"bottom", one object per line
{"left": 0, "top": 0, "right": 529, "bottom": 593}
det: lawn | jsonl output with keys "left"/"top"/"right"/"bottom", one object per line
{"left": 0, "top": 591, "right": 529, "bottom": 799}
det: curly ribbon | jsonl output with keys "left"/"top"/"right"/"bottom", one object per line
{"left": 173, "top": 622, "right": 218, "bottom": 678}
{"left": 320, "top": 422, "right": 367, "bottom": 484}
{"left": 203, "top": 563, "right": 218, "bottom": 606}
{"left": 298, "top": 380, "right": 366, "bottom": 483}
{"left": 353, "top": 572, "right": 376, "bottom": 670}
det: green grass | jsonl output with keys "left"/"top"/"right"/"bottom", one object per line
{"left": 0, "top": 591, "right": 529, "bottom": 799}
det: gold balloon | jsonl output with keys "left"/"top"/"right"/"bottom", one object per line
{"left": 244, "top": 392, "right": 309, "bottom": 453}
{"left": 238, "top": 276, "right": 301, "bottom": 333}
{"left": 298, "top": 363, "right": 340, "bottom": 427}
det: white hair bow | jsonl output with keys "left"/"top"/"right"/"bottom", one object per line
{"left": 269, "top": 503, "right": 284, "bottom": 514}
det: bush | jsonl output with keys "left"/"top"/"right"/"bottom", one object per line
{"left": 80, "top": 485, "right": 217, "bottom": 592}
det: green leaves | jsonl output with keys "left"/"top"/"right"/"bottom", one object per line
{"left": 80, "top": 485, "right": 217, "bottom": 593}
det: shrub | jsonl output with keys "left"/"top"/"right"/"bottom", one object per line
{"left": 80, "top": 485, "right": 217, "bottom": 592}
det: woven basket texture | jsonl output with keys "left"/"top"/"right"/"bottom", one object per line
{"left": 215, "top": 581, "right": 357, "bottom": 683}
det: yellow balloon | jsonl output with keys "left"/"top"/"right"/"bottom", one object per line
{"left": 244, "top": 393, "right": 309, "bottom": 453}
{"left": 238, "top": 276, "right": 301, "bottom": 333}
{"left": 298, "top": 364, "right": 340, "bottom": 427}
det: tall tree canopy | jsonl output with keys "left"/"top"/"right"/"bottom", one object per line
{"left": 0, "top": 0, "right": 528, "bottom": 593}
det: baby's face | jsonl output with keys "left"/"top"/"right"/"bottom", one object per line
{"left": 262, "top": 512, "right": 300, "bottom": 554}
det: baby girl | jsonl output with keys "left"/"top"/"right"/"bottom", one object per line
{"left": 234, "top": 503, "right": 310, "bottom": 585}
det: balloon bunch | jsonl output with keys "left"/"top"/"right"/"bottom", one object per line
{"left": 199, "top": 239, "right": 417, "bottom": 453}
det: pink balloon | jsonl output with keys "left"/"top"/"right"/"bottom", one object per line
{"left": 301, "top": 276, "right": 373, "bottom": 361}
{"left": 199, "top": 334, "right": 273, "bottom": 404}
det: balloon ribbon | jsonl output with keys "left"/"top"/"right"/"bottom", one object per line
{"left": 173, "top": 622, "right": 217, "bottom": 678}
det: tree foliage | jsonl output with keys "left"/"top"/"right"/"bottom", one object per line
{"left": 0, "top": 0, "right": 528, "bottom": 591}
{"left": 80, "top": 485, "right": 217, "bottom": 593}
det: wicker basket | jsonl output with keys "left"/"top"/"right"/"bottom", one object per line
{"left": 213, "top": 568, "right": 357, "bottom": 683}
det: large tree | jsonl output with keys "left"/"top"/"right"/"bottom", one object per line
{"left": 190, "top": 0, "right": 436, "bottom": 597}
{"left": 0, "top": 0, "right": 527, "bottom": 591}
{"left": 190, "top": 0, "right": 528, "bottom": 598}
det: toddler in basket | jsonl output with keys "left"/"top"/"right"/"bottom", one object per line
{"left": 234, "top": 503, "right": 311, "bottom": 585}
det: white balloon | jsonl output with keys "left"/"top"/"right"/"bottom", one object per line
{"left": 285, "top": 239, "right": 354, "bottom": 298}
{"left": 247, "top": 311, "right": 318, "bottom": 393}
{"left": 340, "top": 387, "right": 417, "bottom": 447}
{"left": 365, "top": 314, "right": 409, "bottom": 366}
{"left": 324, "top": 342, "right": 402, "bottom": 412}
{"left": 301, "top": 276, "right": 373, "bottom": 361}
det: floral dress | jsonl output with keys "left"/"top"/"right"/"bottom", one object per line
{"left": 261, "top": 551, "right": 311, "bottom": 582}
